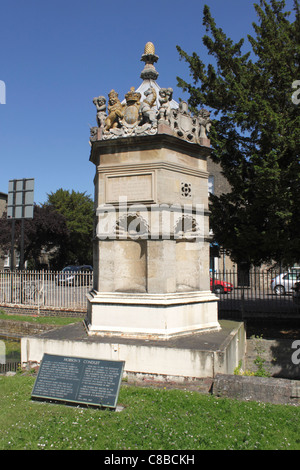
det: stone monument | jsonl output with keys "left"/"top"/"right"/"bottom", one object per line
{"left": 21, "top": 43, "right": 246, "bottom": 381}
{"left": 86, "top": 42, "right": 220, "bottom": 339}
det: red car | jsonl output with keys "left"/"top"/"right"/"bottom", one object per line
{"left": 210, "top": 278, "right": 234, "bottom": 294}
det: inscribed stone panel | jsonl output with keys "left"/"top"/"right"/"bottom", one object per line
{"left": 106, "top": 173, "right": 154, "bottom": 203}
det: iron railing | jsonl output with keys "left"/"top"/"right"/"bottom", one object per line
{"left": 0, "top": 270, "right": 93, "bottom": 311}
{"left": 0, "top": 269, "right": 299, "bottom": 316}
{"left": 0, "top": 361, "right": 20, "bottom": 374}
{"left": 212, "top": 269, "right": 300, "bottom": 318}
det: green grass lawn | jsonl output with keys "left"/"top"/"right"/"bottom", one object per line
{"left": 0, "top": 311, "right": 82, "bottom": 326}
{"left": 0, "top": 313, "right": 82, "bottom": 365}
{"left": 1, "top": 374, "right": 300, "bottom": 450}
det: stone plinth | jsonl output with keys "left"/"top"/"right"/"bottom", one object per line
{"left": 21, "top": 321, "right": 246, "bottom": 381}
{"left": 86, "top": 291, "right": 219, "bottom": 339}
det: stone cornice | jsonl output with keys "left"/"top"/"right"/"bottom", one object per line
{"left": 90, "top": 133, "right": 212, "bottom": 166}
{"left": 96, "top": 161, "right": 209, "bottom": 179}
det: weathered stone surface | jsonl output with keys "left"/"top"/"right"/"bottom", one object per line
{"left": 246, "top": 336, "right": 300, "bottom": 380}
{"left": 0, "top": 319, "right": 56, "bottom": 336}
{"left": 213, "top": 374, "right": 300, "bottom": 405}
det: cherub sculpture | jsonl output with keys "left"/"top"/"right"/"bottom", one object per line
{"left": 139, "top": 87, "right": 157, "bottom": 126}
{"left": 197, "top": 108, "right": 211, "bottom": 139}
{"left": 157, "top": 87, "right": 173, "bottom": 122}
{"left": 93, "top": 96, "right": 106, "bottom": 128}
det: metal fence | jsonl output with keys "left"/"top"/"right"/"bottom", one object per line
{"left": 0, "top": 270, "right": 93, "bottom": 311}
{"left": 213, "top": 269, "right": 300, "bottom": 318}
{"left": 0, "top": 361, "right": 20, "bottom": 374}
{"left": 0, "top": 269, "right": 299, "bottom": 317}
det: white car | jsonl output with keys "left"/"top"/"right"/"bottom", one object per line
{"left": 271, "top": 271, "right": 300, "bottom": 296}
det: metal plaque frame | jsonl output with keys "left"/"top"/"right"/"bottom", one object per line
{"left": 31, "top": 353, "right": 125, "bottom": 409}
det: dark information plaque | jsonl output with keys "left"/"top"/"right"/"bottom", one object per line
{"left": 31, "top": 354, "right": 125, "bottom": 408}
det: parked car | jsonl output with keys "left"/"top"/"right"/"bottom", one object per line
{"left": 210, "top": 278, "right": 234, "bottom": 294}
{"left": 271, "top": 271, "right": 300, "bottom": 296}
{"left": 56, "top": 265, "right": 93, "bottom": 286}
{"left": 292, "top": 281, "right": 300, "bottom": 305}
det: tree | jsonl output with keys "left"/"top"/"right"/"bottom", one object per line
{"left": 46, "top": 189, "right": 94, "bottom": 265}
{"left": 0, "top": 205, "right": 70, "bottom": 269}
{"left": 177, "top": 0, "right": 300, "bottom": 266}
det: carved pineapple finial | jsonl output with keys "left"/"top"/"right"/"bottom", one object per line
{"left": 140, "top": 42, "right": 159, "bottom": 80}
{"left": 144, "top": 42, "right": 155, "bottom": 55}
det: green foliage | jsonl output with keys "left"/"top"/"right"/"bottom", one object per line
{"left": 47, "top": 189, "right": 94, "bottom": 266}
{"left": 177, "top": 0, "right": 300, "bottom": 265}
{"left": 1, "top": 376, "right": 300, "bottom": 450}
{"left": 234, "top": 360, "right": 255, "bottom": 376}
{"left": 0, "top": 204, "right": 69, "bottom": 269}
{"left": 251, "top": 334, "right": 272, "bottom": 377}
{"left": 234, "top": 333, "right": 271, "bottom": 378}
{"left": 0, "top": 188, "right": 94, "bottom": 269}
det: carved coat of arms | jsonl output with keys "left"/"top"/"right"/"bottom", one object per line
{"left": 171, "top": 101, "right": 197, "bottom": 142}
{"left": 123, "top": 87, "right": 141, "bottom": 127}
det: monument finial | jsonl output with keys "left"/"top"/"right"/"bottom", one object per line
{"left": 140, "top": 41, "right": 159, "bottom": 81}
{"left": 144, "top": 42, "right": 155, "bottom": 55}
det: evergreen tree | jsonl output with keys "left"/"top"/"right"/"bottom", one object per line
{"left": 177, "top": 0, "right": 300, "bottom": 266}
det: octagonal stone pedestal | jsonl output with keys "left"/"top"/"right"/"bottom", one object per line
{"left": 86, "top": 291, "right": 219, "bottom": 340}
{"left": 88, "top": 133, "right": 220, "bottom": 339}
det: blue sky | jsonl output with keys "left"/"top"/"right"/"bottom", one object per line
{"left": 0, "top": 0, "right": 296, "bottom": 204}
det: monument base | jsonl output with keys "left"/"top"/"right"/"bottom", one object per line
{"left": 86, "top": 290, "right": 220, "bottom": 339}
{"left": 21, "top": 320, "right": 246, "bottom": 381}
